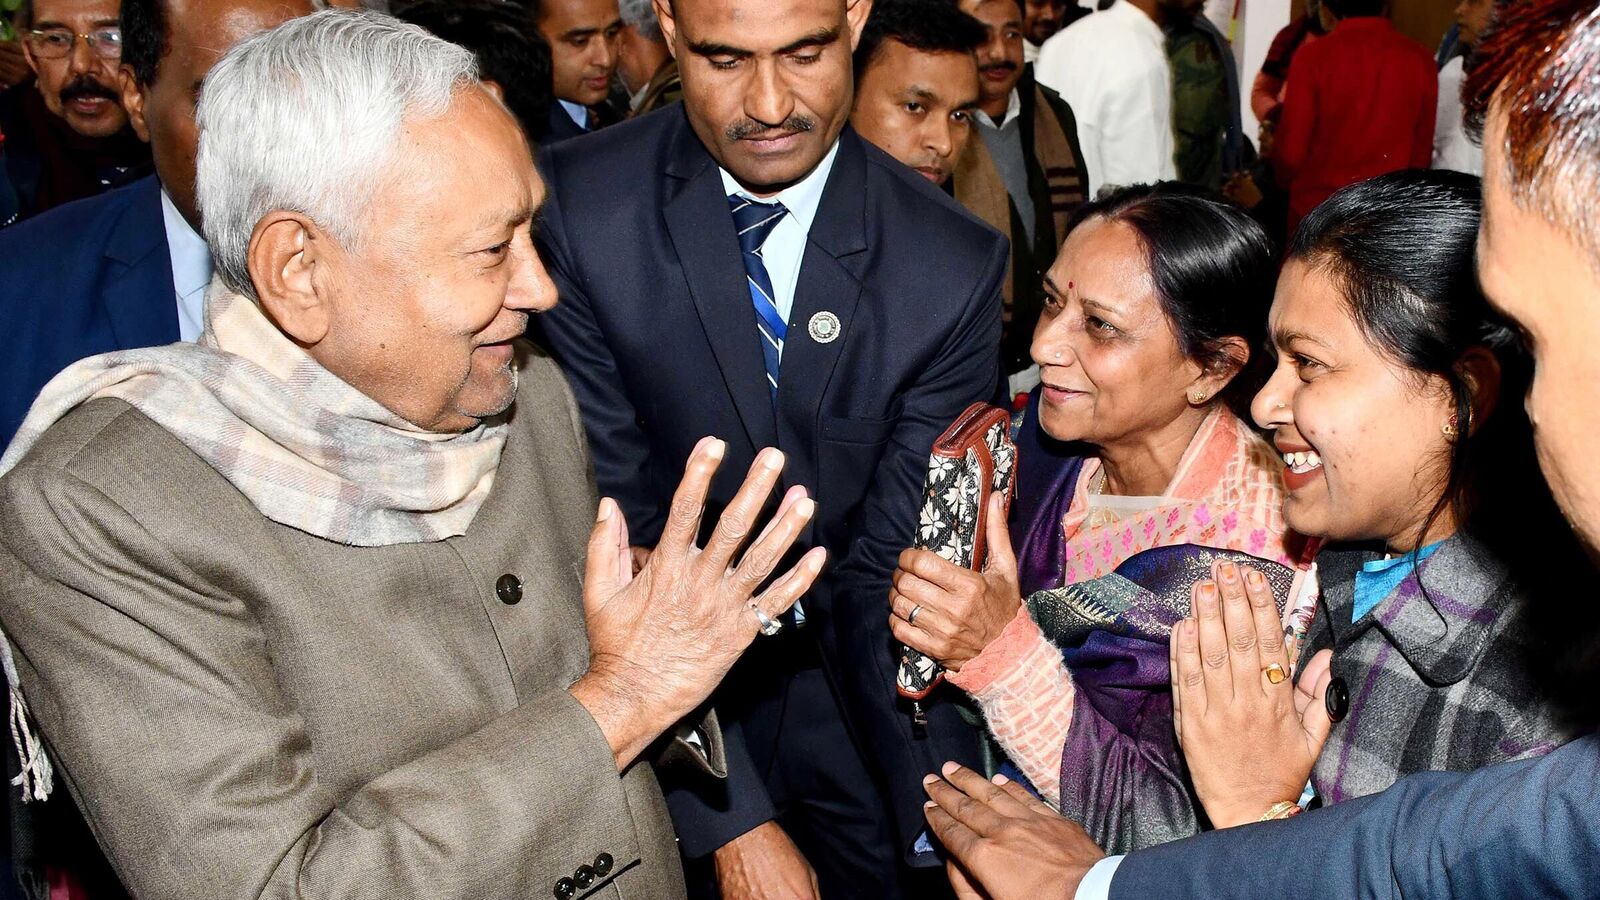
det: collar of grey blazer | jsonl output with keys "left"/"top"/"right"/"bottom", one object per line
{"left": 1316, "top": 532, "right": 1511, "bottom": 685}
{"left": 661, "top": 114, "right": 870, "bottom": 261}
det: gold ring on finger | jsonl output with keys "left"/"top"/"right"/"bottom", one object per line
{"left": 1262, "top": 662, "right": 1287, "bottom": 684}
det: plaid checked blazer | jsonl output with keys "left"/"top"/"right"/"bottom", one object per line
{"left": 1298, "top": 532, "right": 1580, "bottom": 806}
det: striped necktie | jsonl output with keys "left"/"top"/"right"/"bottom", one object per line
{"left": 728, "top": 195, "right": 789, "bottom": 399}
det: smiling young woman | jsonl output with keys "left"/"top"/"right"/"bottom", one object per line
{"left": 1173, "top": 170, "right": 1594, "bottom": 830}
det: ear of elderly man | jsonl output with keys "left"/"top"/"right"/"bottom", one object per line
{"left": 0, "top": 9, "right": 824, "bottom": 898}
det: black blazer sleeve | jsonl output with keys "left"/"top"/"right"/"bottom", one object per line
{"left": 662, "top": 715, "right": 776, "bottom": 858}
{"left": 830, "top": 233, "right": 1007, "bottom": 862}
{"left": 534, "top": 154, "right": 664, "bottom": 539}
{"left": 1110, "top": 733, "right": 1600, "bottom": 898}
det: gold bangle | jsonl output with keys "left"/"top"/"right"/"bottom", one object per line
{"left": 1258, "top": 801, "right": 1303, "bottom": 821}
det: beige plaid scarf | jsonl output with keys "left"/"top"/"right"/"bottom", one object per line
{"left": 0, "top": 280, "right": 509, "bottom": 547}
{"left": 1, "top": 280, "right": 512, "bottom": 801}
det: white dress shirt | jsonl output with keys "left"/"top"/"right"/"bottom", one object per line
{"left": 716, "top": 139, "right": 840, "bottom": 352}
{"left": 160, "top": 189, "right": 214, "bottom": 343}
{"left": 979, "top": 86, "right": 1023, "bottom": 130}
{"left": 715, "top": 140, "right": 838, "bottom": 624}
{"left": 1432, "top": 56, "right": 1482, "bottom": 175}
{"left": 1074, "top": 856, "right": 1125, "bottom": 899}
{"left": 1034, "top": 0, "right": 1177, "bottom": 196}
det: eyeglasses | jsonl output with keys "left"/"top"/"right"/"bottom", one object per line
{"left": 25, "top": 27, "right": 123, "bottom": 60}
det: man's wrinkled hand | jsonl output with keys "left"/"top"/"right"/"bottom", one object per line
{"left": 924, "top": 763, "right": 1104, "bottom": 899}
{"left": 713, "top": 821, "right": 821, "bottom": 900}
{"left": 570, "top": 438, "right": 826, "bottom": 769}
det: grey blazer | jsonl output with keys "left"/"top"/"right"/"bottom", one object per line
{"left": 1299, "top": 532, "right": 1577, "bottom": 806}
{"left": 0, "top": 344, "right": 693, "bottom": 899}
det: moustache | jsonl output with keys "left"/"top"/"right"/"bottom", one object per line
{"left": 725, "top": 115, "right": 815, "bottom": 142}
{"left": 59, "top": 76, "right": 119, "bottom": 105}
{"left": 980, "top": 61, "right": 1019, "bottom": 76}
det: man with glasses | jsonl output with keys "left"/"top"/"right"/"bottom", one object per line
{"left": 0, "top": 0, "right": 150, "bottom": 219}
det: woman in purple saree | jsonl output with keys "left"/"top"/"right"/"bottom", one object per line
{"left": 890, "top": 185, "right": 1314, "bottom": 853}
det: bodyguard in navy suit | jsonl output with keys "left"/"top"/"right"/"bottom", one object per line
{"left": 0, "top": 174, "right": 177, "bottom": 449}
{"left": 536, "top": 0, "right": 1005, "bottom": 893}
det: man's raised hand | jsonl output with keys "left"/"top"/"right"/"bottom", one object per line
{"left": 572, "top": 438, "right": 827, "bottom": 769}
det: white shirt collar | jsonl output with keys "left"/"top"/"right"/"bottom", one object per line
{"left": 628, "top": 82, "right": 650, "bottom": 111}
{"left": 717, "top": 139, "right": 840, "bottom": 236}
{"left": 160, "top": 187, "right": 213, "bottom": 342}
{"left": 558, "top": 99, "right": 590, "bottom": 130}
{"left": 979, "top": 88, "right": 1023, "bottom": 130}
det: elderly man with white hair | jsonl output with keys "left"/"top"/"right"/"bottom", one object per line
{"left": 0, "top": 9, "right": 823, "bottom": 899}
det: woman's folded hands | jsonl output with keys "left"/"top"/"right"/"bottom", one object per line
{"left": 1171, "top": 558, "right": 1336, "bottom": 828}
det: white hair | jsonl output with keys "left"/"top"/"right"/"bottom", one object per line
{"left": 195, "top": 8, "right": 479, "bottom": 299}
{"left": 618, "top": 0, "right": 663, "bottom": 42}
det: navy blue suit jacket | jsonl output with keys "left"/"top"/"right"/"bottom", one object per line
{"left": 1112, "top": 732, "right": 1600, "bottom": 897}
{"left": 0, "top": 175, "right": 177, "bottom": 450}
{"left": 535, "top": 107, "right": 1006, "bottom": 863}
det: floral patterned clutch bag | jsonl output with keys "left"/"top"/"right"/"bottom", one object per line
{"left": 897, "top": 403, "right": 1018, "bottom": 712}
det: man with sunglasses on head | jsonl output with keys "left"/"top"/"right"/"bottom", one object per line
{"left": 0, "top": 0, "right": 150, "bottom": 220}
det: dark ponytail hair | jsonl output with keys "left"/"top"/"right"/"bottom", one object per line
{"left": 1061, "top": 183, "right": 1276, "bottom": 420}
{"left": 1292, "top": 169, "right": 1598, "bottom": 725}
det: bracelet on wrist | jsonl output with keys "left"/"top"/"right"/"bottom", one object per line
{"left": 1258, "top": 801, "right": 1303, "bottom": 821}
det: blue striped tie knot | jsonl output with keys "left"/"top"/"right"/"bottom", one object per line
{"left": 728, "top": 195, "right": 789, "bottom": 399}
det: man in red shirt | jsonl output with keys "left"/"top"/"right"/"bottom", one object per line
{"left": 1274, "top": 0, "right": 1435, "bottom": 234}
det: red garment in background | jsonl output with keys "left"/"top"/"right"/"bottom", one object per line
{"left": 1274, "top": 16, "right": 1437, "bottom": 235}
{"left": 1251, "top": 14, "right": 1322, "bottom": 124}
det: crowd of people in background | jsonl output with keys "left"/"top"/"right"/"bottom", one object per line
{"left": 0, "top": 0, "right": 1595, "bottom": 898}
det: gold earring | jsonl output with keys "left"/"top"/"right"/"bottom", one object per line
{"left": 1442, "top": 415, "right": 1459, "bottom": 438}
{"left": 1189, "top": 391, "right": 1208, "bottom": 405}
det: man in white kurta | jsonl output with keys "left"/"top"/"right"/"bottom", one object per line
{"left": 1034, "top": 0, "right": 1177, "bottom": 195}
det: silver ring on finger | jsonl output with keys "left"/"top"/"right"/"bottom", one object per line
{"left": 751, "top": 602, "right": 783, "bottom": 637}
{"left": 908, "top": 604, "right": 923, "bottom": 626}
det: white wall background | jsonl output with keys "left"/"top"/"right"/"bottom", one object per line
{"left": 1228, "top": 0, "right": 1293, "bottom": 146}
